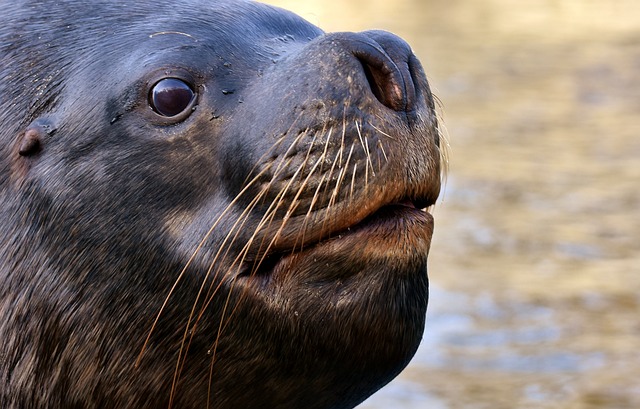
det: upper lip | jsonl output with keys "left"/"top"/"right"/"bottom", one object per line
{"left": 273, "top": 192, "right": 434, "bottom": 253}
{"left": 258, "top": 186, "right": 438, "bottom": 254}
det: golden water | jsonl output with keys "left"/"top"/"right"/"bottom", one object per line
{"left": 263, "top": 1, "right": 640, "bottom": 407}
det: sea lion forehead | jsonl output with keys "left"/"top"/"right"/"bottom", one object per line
{"left": 104, "top": 1, "right": 325, "bottom": 79}
{"left": 138, "top": 1, "right": 324, "bottom": 56}
{"left": 123, "top": 0, "right": 323, "bottom": 44}
{"left": 10, "top": 0, "right": 322, "bottom": 47}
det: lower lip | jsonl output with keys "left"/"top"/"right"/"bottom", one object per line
{"left": 304, "top": 204, "right": 434, "bottom": 253}
{"left": 298, "top": 203, "right": 434, "bottom": 257}
{"left": 348, "top": 204, "right": 433, "bottom": 235}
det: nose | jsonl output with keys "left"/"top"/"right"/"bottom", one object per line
{"left": 346, "top": 30, "right": 418, "bottom": 112}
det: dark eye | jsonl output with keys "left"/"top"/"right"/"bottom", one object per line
{"left": 150, "top": 78, "right": 195, "bottom": 117}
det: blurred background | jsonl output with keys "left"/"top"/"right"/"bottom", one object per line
{"left": 263, "top": 1, "right": 640, "bottom": 408}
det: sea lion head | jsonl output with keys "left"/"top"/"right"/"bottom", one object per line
{"left": 0, "top": 1, "right": 442, "bottom": 408}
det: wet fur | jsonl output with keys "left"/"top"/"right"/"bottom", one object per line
{"left": 0, "top": 1, "right": 442, "bottom": 408}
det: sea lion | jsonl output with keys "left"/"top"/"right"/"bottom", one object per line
{"left": 0, "top": 0, "right": 442, "bottom": 408}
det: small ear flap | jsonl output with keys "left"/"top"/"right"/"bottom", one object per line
{"left": 18, "top": 118, "right": 57, "bottom": 157}
{"left": 18, "top": 128, "right": 42, "bottom": 156}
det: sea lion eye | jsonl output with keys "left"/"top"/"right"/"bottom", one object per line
{"left": 150, "top": 78, "right": 195, "bottom": 117}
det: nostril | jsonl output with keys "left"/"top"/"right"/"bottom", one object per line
{"left": 356, "top": 53, "right": 406, "bottom": 111}
{"left": 348, "top": 31, "right": 417, "bottom": 112}
{"left": 360, "top": 61, "right": 384, "bottom": 107}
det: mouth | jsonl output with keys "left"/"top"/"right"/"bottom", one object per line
{"left": 238, "top": 192, "right": 437, "bottom": 286}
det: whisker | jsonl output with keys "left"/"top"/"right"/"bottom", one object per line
{"left": 370, "top": 123, "right": 394, "bottom": 140}
{"left": 320, "top": 141, "right": 356, "bottom": 235}
{"left": 350, "top": 162, "right": 358, "bottom": 202}
{"left": 320, "top": 127, "right": 333, "bottom": 172}
{"left": 378, "top": 139, "right": 389, "bottom": 163}
{"left": 316, "top": 125, "right": 331, "bottom": 175}
{"left": 339, "top": 108, "right": 347, "bottom": 166}
{"left": 295, "top": 173, "right": 327, "bottom": 252}
{"left": 316, "top": 131, "right": 343, "bottom": 218}
{"left": 363, "top": 136, "right": 375, "bottom": 178}
{"left": 355, "top": 121, "right": 373, "bottom": 187}
{"left": 326, "top": 167, "right": 345, "bottom": 219}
